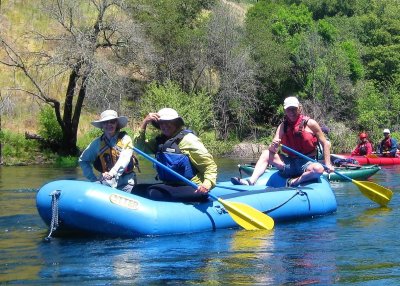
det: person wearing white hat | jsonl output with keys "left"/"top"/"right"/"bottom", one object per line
{"left": 232, "top": 96, "right": 334, "bottom": 187}
{"left": 79, "top": 110, "right": 138, "bottom": 192}
{"left": 378, "top": 128, "right": 398, "bottom": 157}
{"left": 134, "top": 108, "right": 217, "bottom": 201}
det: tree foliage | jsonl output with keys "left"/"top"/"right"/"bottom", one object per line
{"left": 137, "top": 81, "right": 213, "bottom": 135}
{"left": 0, "top": 0, "right": 149, "bottom": 155}
{"left": 1, "top": 0, "right": 400, "bottom": 156}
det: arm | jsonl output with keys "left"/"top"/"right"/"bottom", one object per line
{"left": 390, "top": 138, "right": 398, "bottom": 156}
{"left": 132, "top": 113, "right": 160, "bottom": 154}
{"left": 109, "top": 134, "right": 134, "bottom": 178}
{"left": 367, "top": 142, "right": 373, "bottom": 155}
{"left": 78, "top": 139, "right": 100, "bottom": 182}
{"left": 308, "top": 119, "right": 333, "bottom": 170}
{"left": 351, "top": 144, "right": 360, "bottom": 156}
{"left": 270, "top": 124, "right": 283, "bottom": 152}
{"left": 180, "top": 133, "right": 217, "bottom": 192}
{"left": 378, "top": 140, "right": 384, "bottom": 153}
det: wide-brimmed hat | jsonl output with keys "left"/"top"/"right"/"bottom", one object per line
{"left": 283, "top": 96, "right": 300, "bottom": 109}
{"left": 152, "top": 108, "right": 184, "bottom": 128}
{"left": 383, "top": 128, "right": 390, "bottom": 134}
{"left": 91, "top": 110, "right": 128, "bottom": 129}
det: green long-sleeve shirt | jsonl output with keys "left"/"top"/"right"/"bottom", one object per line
{"left": 133, "top": 129, "right": 217, "bottom": 189}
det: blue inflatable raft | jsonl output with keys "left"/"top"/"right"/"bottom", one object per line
{"left": 36, "top": 170, "right": 337, "bottom": 237}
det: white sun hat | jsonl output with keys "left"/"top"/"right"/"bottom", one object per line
{"left": 383, "top": 128, "right": 391, "bottom": 134}
{"left": 91, "top": 110, "right": 128, "bottom": 128}
{"left": 158, "top": 108, "right": 181, "bottom": 121}
{"left": 152, "top": 108, "right": 184, "bottom": 128}
{"left": 283, "top": 96, "right": 300, "bottom": 110}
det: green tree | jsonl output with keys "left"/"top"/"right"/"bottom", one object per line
{"left": 245, "top": 1, "right": 292, "bottom": 124}
{"left": 354, "top": 1, "right": 400, "bottom": 83}
{"left": 132, "top": 0, "right": 215, "bottom": 92}
{"left": 0, "top": 0, "right": 148, "bottom": 155}
{"left": 355, "top": 81, "right": 388, "bottom": 130}
{"left": 138, "top": 81, "right": 213, "bottom": 135}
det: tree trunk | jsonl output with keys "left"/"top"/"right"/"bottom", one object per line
{"left": 0, "top": 112, "right": 2, "bottom": 165}
{"left": 54, "top": 67, "right": 83, "bottom": 156}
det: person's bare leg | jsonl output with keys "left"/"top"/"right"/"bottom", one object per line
{"left": 247, "top": 150, "right": 284, "bottom": 185}
{"left": 288, "top": 162, "right": 324, "bottom": 186}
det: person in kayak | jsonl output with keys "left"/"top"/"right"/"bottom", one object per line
{"left": 378, "top": 129, "right": 398, "bottom": 157}
{"left": 79, "top": 110, "right": 138, "bottom": 193}
{"left": 134, "top": 108, "right": 217, "bottom": 201}
{"left": 351, "top": 132, "right": 373, "bottom": 156}
{"left": 231, "top": 96, "right": 334, "bottom": 187}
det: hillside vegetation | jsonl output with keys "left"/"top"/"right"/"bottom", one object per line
{"left": 1, "top": 0, "right": 400, "bottom": 164}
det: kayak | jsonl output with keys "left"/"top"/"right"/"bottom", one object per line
{"left": 36, "top": 170, "right": 337, "bottom": 238}
{"left": 238, "top": 164, "right": 381, "bottom": 182}
{"left": 337, "top": 154, "right": 400, "bottom": 166}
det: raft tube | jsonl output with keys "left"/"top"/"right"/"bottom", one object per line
{"left": 36, "top": 170, "right": 337, "bottom": 237}
{"left": 338, "top": 154, "right": 400, "bottom": 166}
{"left": 238, "top": 164, "right": 381, "bottom": 182}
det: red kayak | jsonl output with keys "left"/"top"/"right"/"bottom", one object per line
{"left": 336, "top": 153, "right": 400, "bottom": 165}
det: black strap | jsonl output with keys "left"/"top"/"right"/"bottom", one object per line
{"left": 263, "top": 189, "right": 310, "bottom": 214}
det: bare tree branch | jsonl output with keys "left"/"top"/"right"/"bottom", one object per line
{"left": 1, "top": 0, "right": 152, "bottom": 155}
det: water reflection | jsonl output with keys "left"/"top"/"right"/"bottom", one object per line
{"left": 1, "top": 162, "right": 400, "bottom": 284}
{"left": 338, "top": 206, "right": 393, "bottom": 228}
{"left": 0, "top": 220, "right": 45, "bottom": 282}
{"left": 194, "top": 229, "right": 274, "bottom": 285}
{"left": 0, "top": 166, "right": 82, "bottom": 190}
{"left": 227, "top": 230, "right": 275, "bottom": 284}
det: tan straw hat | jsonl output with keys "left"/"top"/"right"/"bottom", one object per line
{"left": 91, "top": 110, "right": 128, "bottom": 128}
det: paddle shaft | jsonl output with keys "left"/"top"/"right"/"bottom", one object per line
{"left": 281, "top": 145, "right": 353, "bottom": 182}
{"left": 281, "top": 145, "right": 392, "bottom": 206}
{"left": 133, "top": 146, "right": 275, "bottom": 229}
{"left": 133, "top": 147, "right": 220, "bottom": 201}
{"left": 133, "top": 147, "right": 252, "bottom": 192}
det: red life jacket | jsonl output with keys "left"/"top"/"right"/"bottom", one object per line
{"left": 281, "top": 115, "right": 318, "bottom": 158}
{"left": 381, "top": 137, "right": 392, "bottom": 151}
{"left": 358, "top": 142, "right": 369, "bottom": 155}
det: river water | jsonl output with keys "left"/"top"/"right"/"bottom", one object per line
{"left": 1, "top": 159, "right": 400, "bottom": 285}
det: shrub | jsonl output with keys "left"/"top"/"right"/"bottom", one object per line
{"left": 38, "top": 106, "right": 63, "bottom": 143}
{"left": 137, "top": 81, "right": 213, "bottom": 135}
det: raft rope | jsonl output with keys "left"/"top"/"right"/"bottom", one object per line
{"left": 44, "top": 190, "right": 61, "bottom": 242}
{"left": 264, "top": 188, "right": 311, "bottom": 214}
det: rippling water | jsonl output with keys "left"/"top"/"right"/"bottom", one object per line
{"left": 1, "top": 160, "right": 400, "bottom": 285}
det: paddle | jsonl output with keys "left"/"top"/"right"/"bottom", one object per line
{"left": 366, "top": 154, "right": 379, "bottom": 158}
{"left": 133, "top": 147, "right": 274, "bottom": 230}
{"left": 330, "top": 153, "right": 346, "bottom": 159}
{"left": 280, "top": 144, "right": 393, "bottom": 207}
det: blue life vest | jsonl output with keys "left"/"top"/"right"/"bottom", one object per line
{"left": 155, "top": 130, "right": 197, "bottom": 182}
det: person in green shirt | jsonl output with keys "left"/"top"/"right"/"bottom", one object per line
{"left": 134, "top": 108, "right": 217, "bottom": 201}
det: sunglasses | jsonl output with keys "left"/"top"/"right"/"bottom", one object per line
{"left": 285, "top": 107, "right": 298, "bottom": 112}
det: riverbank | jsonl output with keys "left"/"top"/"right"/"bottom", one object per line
{"left": 0, "top": 128, "right": 267, "bottom": 166}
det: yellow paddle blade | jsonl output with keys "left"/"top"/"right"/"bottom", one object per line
{"left": 217, "top": 198, "right": 274, "bottom": 230}
{"left": 353, "top": 180, "right": 393, "bottom": 207}
{"left": 366, "top": 154, "right": 379, "bottom": 158}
